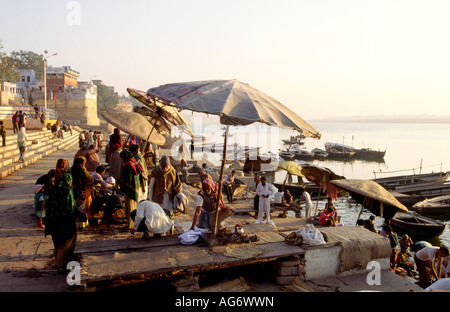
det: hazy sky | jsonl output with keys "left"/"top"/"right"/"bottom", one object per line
{"left": 2, "top": 0, "right": 450, "bottom": 119}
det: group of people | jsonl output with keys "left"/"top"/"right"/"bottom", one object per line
{"left": 79, "top": 129, "right": 103, "bottom": 150}
{"left": 357, "top": 215, "right": 450, "bottom": 290}
{"left": 12, "top": 111, "right": 28, "bottom": 133}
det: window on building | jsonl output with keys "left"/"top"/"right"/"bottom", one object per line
{"left": 27, "top": 76, "right": 30, "bottom": 82}
{"left": 22, "top": 76, "right": 25, "bottom": 82}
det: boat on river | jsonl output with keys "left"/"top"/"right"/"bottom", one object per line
{"left": 389, "top": 212, "right": 447, "bottom": 238}
{"left": 282, "top": 134, "right": 305, "bottom": 146}
{"left": 373, "top": 171, "right": 450, "bottom": 190}
{"left": 324, "top": 142, "right": 385, "bottom": 160}
{"left": 411, "top": 195, "right": 450, "bottom": 217}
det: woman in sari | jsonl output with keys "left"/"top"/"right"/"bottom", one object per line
{"left": 119, "top": 149, "right": 143, "bottom": 230}
{"left": 108, "top": 128, "right": 123, "bottom": 159}
{"left": 71, "top": 157, "right": 94, "bottom": 226}
{"left": 44, "top": 173, "right": 87, "bottom": 272}
{"left": 54, "top": 158, "right": 70, "bottom": 185}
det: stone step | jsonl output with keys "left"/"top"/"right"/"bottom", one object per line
{"left": 0, "top": 130, "right": 61, "bottom": 155}
{"left": 0, "top": 132, "right": 80, "bottom": 180}
{"left": 0, "top": 132, "right": 77, "bottom": 160}
{"left": 0, "top": 135, "right": 63, "bottom": 159}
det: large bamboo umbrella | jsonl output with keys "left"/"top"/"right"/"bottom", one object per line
{"left": 100, "top": 110, "right": 166, "bottom": 145}
{"left": 127, "top": 88, "right": 193, "bottom": 138}
{"left": 330, "top": 179, "right": 408, "bottom": 221}
{"left": 146, "top": 79, "right": 321, "bottom": 237}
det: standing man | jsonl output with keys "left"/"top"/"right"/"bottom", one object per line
{"left": 12, "top": 111, "right": 19, "bottom": 134}
{"left": 40, "top": 113, "right": 46, "bottom": 130}
{"left": 148, "top": 156, "right": 182, "bottom": 235}
{"left": 223, "top": 170, "right": 236, "bottom": 204}
{"left": 255, "top": 177, "right": 276, "bottom": 225}
{"left": 21, "top": 112, "right": 27, "bottom": 129}
{"left": 300, "top": 187, "right": 313, "bottom": 218}
{"left": 0, "top": 121, "right": 6, "bottom": 147}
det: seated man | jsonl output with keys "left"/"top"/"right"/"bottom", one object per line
{"left": 396, "top": 245, "right": 416, "bottom": 277}
{"left": 91, "top": 165, "right": 115, "bottom": 190}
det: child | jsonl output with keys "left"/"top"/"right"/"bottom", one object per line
{"left": 34, "top": 184, "right": 46, "bottom": 228}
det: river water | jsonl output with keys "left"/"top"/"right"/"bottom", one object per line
{"left": 279, "top": 120, "right": 450, "bottom": 246}
{"left": 201, "top": 120, "right": 450, "bottom": 246}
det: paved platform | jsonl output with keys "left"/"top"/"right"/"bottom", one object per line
{"left": 0, "top": 142, "right": 425, "bottom": 293}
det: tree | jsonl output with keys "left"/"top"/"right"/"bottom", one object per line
{"left": 93, "top": 81, "right": 119, "bottom": 110}
{"left": 9, "top": 50, "right": 44, "bottom": 79}
{"left": 0, "top": 40, "right": 20, "bottom": 82}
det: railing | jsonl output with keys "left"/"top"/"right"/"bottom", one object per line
{"left": 0, "top": 106, "right": 58, "bottom": 121}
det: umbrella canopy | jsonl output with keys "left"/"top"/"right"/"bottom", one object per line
{"left": 145, "top": 79, "right": 321, "bottom": 237}
{"left": 127, "top": 88, "right": 193, "bottom": 138}
{"left": 134, "top": 106, "right": 172, "bottom": 136}
{"left": 300, "top": 164, "right": 344, "bottom": 199}
{"left": 330, "top": 179, "right": 408, "bottom": 220}
{"left": 146, "top": 79, "right": 321, "bottom": 138}
{"left": 277, "top": 161, "right": 304, "bottom": 177}
{"left": 300, "top": 164, "right": 343, "bottom": 184}
{"left": 100, "top": 110, "right": 166, "bottom": 145}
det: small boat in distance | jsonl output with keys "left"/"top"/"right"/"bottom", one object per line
{"left": 282, "top": 134, "right": 305, "bottom": 146}
{"left": 324, "top": 142, "right": 385, "bottom": 159}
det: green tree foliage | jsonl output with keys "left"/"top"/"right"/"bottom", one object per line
{"left": 0, "top": 40, "right": 20, "bottom": 82}
{"left": 9, "top": 50, "right": 44, "bottom": 79}
{"left": 94, "top": 81, "right": 119, "bottom": 110}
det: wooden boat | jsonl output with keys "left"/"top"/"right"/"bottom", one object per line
{"left": 311, "top": 148, "right": 329, "bottom": 160}
{"left": 324, "top": 142, "right": 385, "bottom": 159}
{"left": 279, "top": 150, "right": 295, "bottom": 161}
{"left": 411, "top": 195, "right": 450, "bottom": 217}
{"left": 272, "top": 182, "right": 322, "bottom": 198}
{"left": 282, "top": 134, "right": 305, "bottom": 145}
{"left": 389, "top": 212, "right": 447, "bottom": 238}
{"left": 353, "top": 148, "right": 386, "bottom": 159}
{"left": 373, "top": 171, "right": 450, "bottom": 190}
{"left": 292, "top": 149, "right": 314, "bottom": 160}
{"left": 326, "top": 150, "right": 355, "bottom": 160}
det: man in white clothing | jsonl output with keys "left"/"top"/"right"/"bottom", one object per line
{"left": 255, "top": 177, "right": 276, "bottom": 225}
{"left": 130, "top": 201, "right": 173, "bottom": 239}
{"left": 300, "top": 187, "right": 313, "bottom": 218}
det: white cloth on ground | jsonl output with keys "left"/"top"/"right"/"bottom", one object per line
{"left": 179, "top": 228, "right": 208, "bottom": 245}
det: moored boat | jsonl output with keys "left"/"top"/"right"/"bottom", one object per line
{"left": 389, "top": 212, "right": 447, "bottom": 238}
{"left": 411, "top": 195, "right": 450, "bottom": 217}
{"left": 324, "top": 142, "right": 385, "bottom": 159}
{"left": 373, "top": 171, "right": 450, "bottom": 190}
{"left": 311, "top": 148, "right": 329, "bottom": 160}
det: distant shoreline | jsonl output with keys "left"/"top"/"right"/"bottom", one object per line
{"left": 309, "top": 116, "right": 450, "bottom": 124}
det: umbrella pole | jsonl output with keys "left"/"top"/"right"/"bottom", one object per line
{"left": 212, "top": 125, "right": 229, "bottom": 238}
{"left": 146, "top": 112, "right": 163, "bottom": 141}
{"left": 314, "top": 186, "right": 322, "bottom": 217}
{"left": 244, "top": 162, "right": 254, "bottom": 199}
{"left": 355, "top": 197, "right": 367, "bottom": 226}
